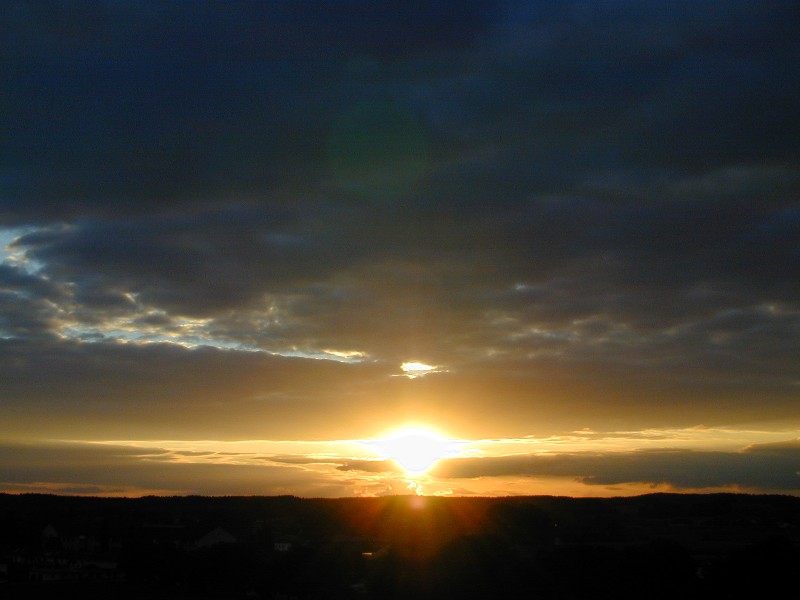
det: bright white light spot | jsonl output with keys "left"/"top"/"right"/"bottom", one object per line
{"left": 322, "top": 349, "right": 368, "bottom": 361}
{"left": 369, "top": 426, "right": 462, "bottom": 474}
{"left": 400, "top": 361, "right": 438, "bottom": 378}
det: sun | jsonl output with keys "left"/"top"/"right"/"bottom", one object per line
{"left": 368, "top": 425, "right": 461, "bottom": 475}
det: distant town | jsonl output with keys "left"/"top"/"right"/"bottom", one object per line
{"left": 1, "top": 493, "right": 798, "bottom": 599}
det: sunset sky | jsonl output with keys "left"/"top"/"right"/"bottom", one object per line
{"left": 2, "top": 1, "right": 800, "bottom": 497}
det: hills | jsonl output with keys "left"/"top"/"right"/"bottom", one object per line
{"left": 1, "top": 492, "right": 798, "bottom": 598}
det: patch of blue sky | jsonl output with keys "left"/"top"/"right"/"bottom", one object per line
{"left": 0, "top": 227, "right": 24, "bottom": 262}
{"left": 0, "top": 226, "right": 45, "bottom": 274}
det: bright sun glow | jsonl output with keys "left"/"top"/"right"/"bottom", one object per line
{"left": 369, "top": 425, "right": 461, "bottom": 474}
{"left": 400, "top": 362, "right": 437, "bottom": 378}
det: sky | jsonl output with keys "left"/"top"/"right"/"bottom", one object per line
{"left": 1, "top": 0, "right": 799, "bottom": 498}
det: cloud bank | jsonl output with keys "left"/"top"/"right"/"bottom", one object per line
{"left": 3, "top": 436, "right": 799, "bottom": 497}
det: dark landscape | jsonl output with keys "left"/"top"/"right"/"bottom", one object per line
{"left": 1, "top": 492, "right": 798, "bottom": 599}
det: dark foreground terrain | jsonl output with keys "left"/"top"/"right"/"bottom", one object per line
{"left": 1, "top": 492, "right": 798, "bottom": 599}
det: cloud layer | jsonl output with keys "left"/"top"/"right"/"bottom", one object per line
{"left": 3, "top": 435, "right": 799, "bottom": 497}
{"left": 1, "top": 1, "right": 799, "bottom": 494}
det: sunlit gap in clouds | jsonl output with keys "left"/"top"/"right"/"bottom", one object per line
{"left": 398, "top": 361, "right": 445, "bottom": 378}
{"left": 0, "top": 226, "right": 46, "bottom": 274}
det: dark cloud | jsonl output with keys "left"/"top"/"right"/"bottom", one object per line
{"left": 429, "top": 445, "right": 800, "bottom": 492}
{"left": 0, "top": 337, "right": 409, "bottom": 440}
{"left": 1, "top": 1, "right": 800, "bottom": 471}
{"left": 0, "top": 261, "right": 66, "bottom": 338}
{"left": 0, "top": 1, "right": 495, "bottom": 221}
{"left": 337, "top": 460, "right": 399, "bottom": 474}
